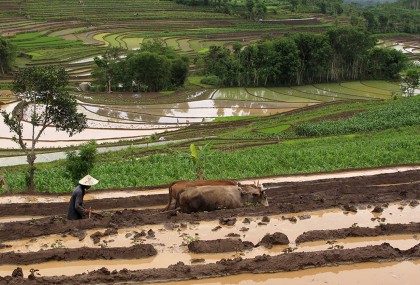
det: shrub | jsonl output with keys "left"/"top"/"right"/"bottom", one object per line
{"left": 65, "top": 140, "right": 98, "bottom": 183}
{"left": 200, "top": 75, "right": 220, "bottom": 86}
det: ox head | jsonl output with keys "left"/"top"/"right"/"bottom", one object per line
{"left": 239, "top": 183, "right": 269, "bottom": 207}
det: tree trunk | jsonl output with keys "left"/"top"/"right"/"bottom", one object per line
{"left": 27, "top": 154, "right": 36, "bottom": 192}
{"left": 0, "top": 176, "right": 10, "bottom": 193}
{"left": 107, "top": 79, "right": 112, "bottom": 93}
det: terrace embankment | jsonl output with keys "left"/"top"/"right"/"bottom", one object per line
{"left": 1, "top": 243, "right": 419, "bottom": 284}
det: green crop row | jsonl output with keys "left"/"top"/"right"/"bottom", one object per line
{"left": 10, "top": 32, "right": 83, "bottom": 49}
{"left": 2, "top": 124, "right": 419, "bottom": 193}
{"left": 294, "top": 96, "right": 420, "bottom": 137}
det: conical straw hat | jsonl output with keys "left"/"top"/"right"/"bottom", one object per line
{"left": 79, "top": 175, "right": 99, "bottom": 186}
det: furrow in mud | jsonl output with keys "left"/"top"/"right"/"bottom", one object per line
{"left": 1, "top": 243, "right": 419, "bottom": 284}
{"left": 1, "top": 169, "right": 419, "bottom": 217}
{"left": 0, "top": 195, "right": 167, "bottom": 217}
{"left": 295, "top": 223, "right": 420, "bottom": 243}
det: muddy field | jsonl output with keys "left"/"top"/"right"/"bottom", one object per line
{"left": 0, "top": 167, "right": 419, "bottom": 284}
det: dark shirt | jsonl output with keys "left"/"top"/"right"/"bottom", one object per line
{"left": 67, "top": 185, "right": 87, "bottom": 220}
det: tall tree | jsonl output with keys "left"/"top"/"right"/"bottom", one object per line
{"left": 93, "top": 47, "right": 124, "bottom": 93}
{"left": 127, "top": 52, "right": 172, "bottom": 92}
{"left": 366, "top": 47, "right": 407, "bottom": 79}
{"left": 271, "top": 38, "right": 300, "bottom": 85}
{"left": 1, "top": 66, "right": 87, "bottom": 191}
{"left": 327, "top": 26, "right": 376, "bottom": 80}
{"left": 0, "top": 37, "right": 16, "bottom": 76}
{"left": 291, "top": 33, "right": 332, "bottom": 84}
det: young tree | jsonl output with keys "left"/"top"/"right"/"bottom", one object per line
{"left": 65, "top": 140, "right": 97, "bottom": 183}
{"left": 400, "top": 67, "right": 419, "bottom": 97}
{"left": 0, "top": 37, "right": 17, "bottom": 76}
{"left": 1, "top": 66, "right": 87, "bottom": 191}
{"left": 93, "top": 47, "right": 124, "bottom": 93}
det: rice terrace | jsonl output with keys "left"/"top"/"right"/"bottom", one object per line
{"left": 0, "top": 0, "right": 419, "bottom": 284}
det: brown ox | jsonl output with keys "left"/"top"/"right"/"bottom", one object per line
{"left": 164, "top": 180, "right": 238, "bottom": 210}
{"left": 177, "top": 185, "right": 268, "bottom": 213}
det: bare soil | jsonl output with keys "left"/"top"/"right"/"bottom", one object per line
{"left": 0, "top": 168, "right": 419, "bottom": 284}
{"left": 0, "top": 244, "right": 156, "bottom": 265}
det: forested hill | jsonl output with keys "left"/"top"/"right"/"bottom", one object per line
{"left": 344, "top": 0, "right": 397, "bottom": 5}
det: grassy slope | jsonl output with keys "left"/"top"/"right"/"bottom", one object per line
{"left": 2, "top": 96, "right": 419, "bottom": 193}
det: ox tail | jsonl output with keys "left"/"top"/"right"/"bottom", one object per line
{"left": 164, "top": 181, "right": 177, "bottom": 211}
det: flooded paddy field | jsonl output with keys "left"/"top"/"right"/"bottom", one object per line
{"left": 0, "top": 82, "right": 397, "bottom": 149}
{"left": 0, "top": 167, "right": 418, "bottom": 284}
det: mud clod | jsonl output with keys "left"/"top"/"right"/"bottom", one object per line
{"left": 188, "top": 239, "right": 253, "bottom": 253}
{"left": 147, "top": 229, "right": 155, "bottom": 237}
{"left": 164, "top": 223, "right": 176, "bottom": 230}
{"left": 343, "top": 204, "right": 358, "bottom": 212}
{"left": 298, "top": 215, "right": 311, "bottom": 220}
{"left": 242, "top": 218, "right": 251, "bottom": 224}
{"left": 409, "top": 200, "right": 419, "bottom": 207}
{"left": 282, "top": 216, "right": 297, "bottom": 223}
{"left": 257, "top": 232, "right": 290, "bottom": 248}
{"left": 98, "top": 267, "right": 110, "bottom": 275}
{"left": 191, "top": 258, "right": 205, "bottom": 264}
{"left": 261, "top": 216, "right": 270, "bottom": 223}
{"left": 372, "top": 206, "right": 384, "bottom": 213}
{"left": 133, "top": 230, "right": 146, "bottom": 239}
{"left": 68, "top": 229, "right": 87, "bottom": 241}
{"left": 12, "top": 267, "right": 23, "bottom": 278}
{"left": 219, "top": 217, "right": 237, "bottom": 226}
{"left": 254, "top": 254, "right": 269, "bottom": 261}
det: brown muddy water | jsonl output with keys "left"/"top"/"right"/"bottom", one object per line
{"left": 0, "top": 204, "right": 418, "bottom": 277}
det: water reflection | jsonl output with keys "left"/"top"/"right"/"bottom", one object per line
{"left": 1, "top": 89, "right": 318, "bottom": 148}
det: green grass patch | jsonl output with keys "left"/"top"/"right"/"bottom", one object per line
{"left": 187, "top": 76, "right": 215, "bottom": 88}
{"left": 258, "top": 124, "right": 291, "bottom": 134}
{"left": 3, "top": 124, "right": 418, "bottom": 193}
{"left": 160, "top": 90, "right": 176, "bottom": 95}
{"left": 10, "top": 32, "right": 83, "bottom": 49}
{"left": 213, "top": 116, "right": 256, "bottom": 122}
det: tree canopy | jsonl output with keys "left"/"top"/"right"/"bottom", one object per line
{"left": 202, "top": 26, "right": 407, "bottom": 87}
{"left": 0, "top": 36, "right": 16, "bottom": 76}
{"left": 1, "top": 66, "right": 87, "bottom": 191}
{"left": 92, "top": 39, "right": 189, "bottom": 92}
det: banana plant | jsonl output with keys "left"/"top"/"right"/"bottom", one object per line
{"left": 190, "top": 143, "right": 213, "bottom": 180}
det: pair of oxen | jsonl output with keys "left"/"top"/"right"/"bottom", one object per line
{"left": 164, "top": 180, "right": 269, "bottom": 213}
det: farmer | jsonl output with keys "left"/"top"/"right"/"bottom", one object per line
{"left": 67, "top": 175, "right": 99, "bottom": 220}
